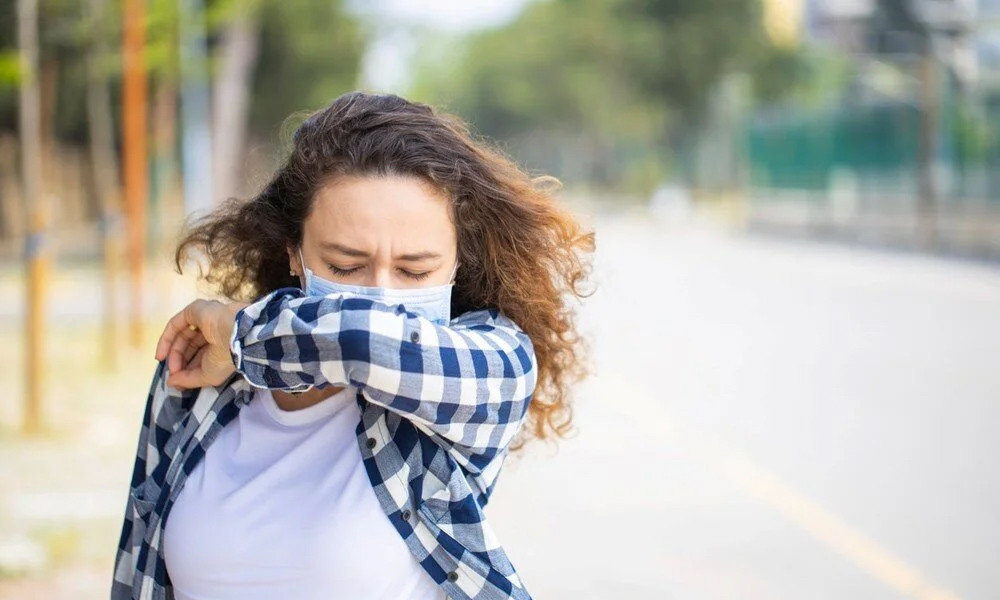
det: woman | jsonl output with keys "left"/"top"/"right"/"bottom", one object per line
{"left": 111, "top": 91, "right": 595, "bottom": 600}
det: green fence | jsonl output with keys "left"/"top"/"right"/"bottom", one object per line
{"left": 744, "top": 92, "right": 1000, "bottom": 202}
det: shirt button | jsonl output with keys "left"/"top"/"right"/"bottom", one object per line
{"left": 366, "top": 437, "right": 377, "bottom": 449}
{"left": 401, "top": 509, "right": 411, "bottom": 521}
{"left": 447, "top": 571, "right": 458, "bottom": 582}
{"left": 410, "top": 330, "right": 420, "bottom": 344}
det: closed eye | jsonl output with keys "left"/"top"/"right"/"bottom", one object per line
{"left": 327, "top": 264, "right": 431, "bottom": 281}
{"left": 328, "top": 265, "right": 361, "bottom": 277}
{"left": 402, "top": 270, "right": 431, "bottom": 280}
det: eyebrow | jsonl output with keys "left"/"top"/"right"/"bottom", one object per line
{"left": 319, "top": 241, "right": 441, "bottom": 261}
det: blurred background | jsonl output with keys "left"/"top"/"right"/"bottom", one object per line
{"left": 0, "top": 0, "right": 998, "bottom": 598}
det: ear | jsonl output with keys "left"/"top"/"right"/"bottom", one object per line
{"left": 287, "top": 242, "right": 301, "bottom": 276}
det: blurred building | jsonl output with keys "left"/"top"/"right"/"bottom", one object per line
{"left": 739, "top": 0, "right": 1000, "bottom": 259}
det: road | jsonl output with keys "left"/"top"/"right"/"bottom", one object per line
{"left": 1, "top": 206, "right": 997, "bottom": 598}
{"left": 488, "top": 208, "right": 1000, "bottom": 599}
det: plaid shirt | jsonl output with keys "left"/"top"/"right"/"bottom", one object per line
{"left": 111, "top": 286, "right": 538, "bottom": 600}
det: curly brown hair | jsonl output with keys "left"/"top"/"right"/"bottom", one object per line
{"left": 173, "top": 91, "right": 596, "bottom": 452}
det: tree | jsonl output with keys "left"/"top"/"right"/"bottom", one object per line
{"left": 411, "top": 0, "right": 773, "bottom": 192}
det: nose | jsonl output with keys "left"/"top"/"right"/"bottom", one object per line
{"left": 370, "top": 264, "right": 394, "bottom": 288}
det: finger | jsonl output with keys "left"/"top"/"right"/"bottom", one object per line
{"left": 155, "top": 302, "right": 201, "bottom": 361}
{"left": 189, "top": 344, "right": 206, "bottom": 369}
{"left": 167, "top": 368, "right": 193, "bottom": 390}
{"left": 168, "top": 346, "right": 207, "bottom": 390}
{"left": 167, "top": 326, "right": 203, "bottom": 374}
{"left": 181, "top": 334, "right": 207, "bottom": 368}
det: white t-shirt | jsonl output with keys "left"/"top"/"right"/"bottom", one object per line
{"left": 163, "top": 384, "right": 446, "bottom": 600}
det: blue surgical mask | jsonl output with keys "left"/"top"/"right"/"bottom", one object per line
{"left": 298, "top": 246, "right": 458, "bottom": 325}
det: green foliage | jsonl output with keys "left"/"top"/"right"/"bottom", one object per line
{"left": 0, "top": 0, "right": 21, "bottom": 131}
{"left": 146, "top": 0, "right": 181, "bottom": 80}
{"left": 0, "top": 0, "right": 366, "bottom": 143}
{"left": 411, "top": 0, "right": 772, "bottom": 193}
{"left": 0, "top": 49, "right": 19, "bottom": 87}
{"left": 248, "top": 0, "right": 364, "bottom": 140}
{"left": 953, "top": 99, "right": 997, "bottom": 164}
{"left": 755, "top": 46, "right": 852, "bottom": 109}
{"left": 614, "top": 0, "right": 765, "bottom": 118}
{"left": 748, "top": 44, "right": 807, "bottom": 104}
{"left": 414, "top": 0, "right": 666, "bottom": 138}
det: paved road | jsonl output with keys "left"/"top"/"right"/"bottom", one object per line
{"left": 2, "top": 207, "right": 997, "bottom": 598}
{"left": 488, "top": 209, "right": 1000, "bottom": 599}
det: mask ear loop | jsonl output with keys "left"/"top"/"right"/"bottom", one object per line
{"left": 297, "top": 246, "right": 308, "bottom": 287}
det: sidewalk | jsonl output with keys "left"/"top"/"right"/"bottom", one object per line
{"left": 0, "top": 260, "right": 203, "bottom": 598}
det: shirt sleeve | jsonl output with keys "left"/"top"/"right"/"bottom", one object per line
{"left": 228, "top": 286, "right": 538, "bottom": 469}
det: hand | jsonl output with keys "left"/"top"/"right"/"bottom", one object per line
{"left": 154, "top": 299, "right": 251, "bottom": 390}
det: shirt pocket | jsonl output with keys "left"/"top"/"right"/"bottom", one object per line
{"left": 129, "top": 477, "right": 159, "bottom": 521}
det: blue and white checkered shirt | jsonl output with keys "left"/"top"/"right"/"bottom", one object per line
{"left": 111, "top": 286, "right": 538, "bottom": 600}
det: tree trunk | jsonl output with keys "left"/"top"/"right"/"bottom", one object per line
{"left": 212, "top": 9, "right": 260, "bottom": 205}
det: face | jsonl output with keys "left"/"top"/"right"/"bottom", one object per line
{"left": 288, "top": 174, "right": 458, "bottom": 290}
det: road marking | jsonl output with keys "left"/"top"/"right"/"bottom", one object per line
{"left": 605, "top": 375, "right": 962, "bottom": 600}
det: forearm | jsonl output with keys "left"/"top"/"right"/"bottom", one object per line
{"left": 228, "top": 286, "right": 538, "bottom": 465}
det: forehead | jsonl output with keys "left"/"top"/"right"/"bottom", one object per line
{"left": 305, "top": 174, "right": 456, "bottom": 249}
